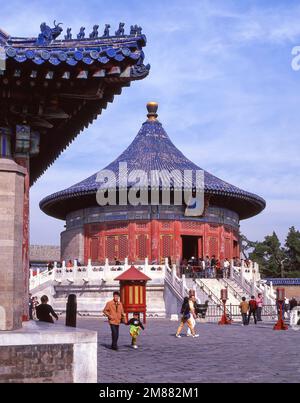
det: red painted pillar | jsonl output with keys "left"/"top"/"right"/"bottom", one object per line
{"left": 151, "top": 220, "right": 160, "bottom": 263}
{"left": 173, "top": 221, "right": 181, "bottom": 264}
{"left": 99, "top": 226, "right": 105, "bottom": 262}
{"left": 128, "top": 223, "right": 136, "bottom": 263}
{"left": 204, "top": 223, "right": 209, "bottom": 257}
{"left": 219, "top": 225, "right": 225, "bottom": 260}
{"left": 14, "top": 155, "right": 30, "bottom": 322}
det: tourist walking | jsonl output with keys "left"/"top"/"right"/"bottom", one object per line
{"left": 204, "top": 255, "right": 210, "bottom": 278}
{"left": 103, "top": 291, "right": 126, "bottom": 351}
{"left": 211, "top": 255, "right": 217, "bottom": 278}
{"left": 216, "top": 259, "right": 222, "bottom": 279}
{"left": 32, "top": 296, "right": 39, "bottom": 320}
{"left": 36, "top": 295, "right": 58, "bottom": 324}
{"left": 176, "top": 297, "right": 199, "bottom": 338}
{"left": 256, "top": 293, "right": 264, "bottom": 321}
{"left": 284, "top": 297, "right": 290, "bottom": 319}
{"left": 187, "top": 293, "right": 198, "bottom": 336}
{"left": 248, "top": 296, "right": 257, "bottom": 324}
{"left": 127, "top": 312, "right": 144, "bottom": 349}
{"left": 29, "top": 293, "right": 33, "bottom": 320}
{"left": 289, "top": 297, "right": 298, "bottom": 311}
{"left": 199, "top": 257, "right": 205, "bottom": 278}
{"left": 223, "top": 258, "right": 230, "bottom": 279}
{"left": 239, "top": 297, "right": 249, "bottom": 326}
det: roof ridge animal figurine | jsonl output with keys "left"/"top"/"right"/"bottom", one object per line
{"left": 103, "top": 24, "right": 110, "bottom": 37}
{"left": 115, "top": 22, "right": 125, "bottom": 36}
{"left": 77, "top": 27, "right": 85, "bottom": 40}
{"left": 89, "top": 25, "right": 99, "bottom": 39}
{"left": 65, "top": 27, "right": 72, "bottom": 40}
{"left": 36, "top": 20, "right": 63, "bottom": 45}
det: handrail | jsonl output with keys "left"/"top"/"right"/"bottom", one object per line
{"left": 195, "top": 279, "right": 232, "bottom": 317}
{"left": 221, "top": 278, "right": 244, "bottom": 300}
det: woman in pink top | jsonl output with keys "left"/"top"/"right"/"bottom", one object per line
{"left": 256, "top": 293, "right": 263, "bottom": 321}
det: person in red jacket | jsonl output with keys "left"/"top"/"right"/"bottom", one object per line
{"left": 248, "top": 296, "right": 257, "bottom": 325}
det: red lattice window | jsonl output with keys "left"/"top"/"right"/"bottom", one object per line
{"left": 136, "top": 222, "right": 147, "bottom": 229}
{"left": 182, "top": 221, "right": 202, "bottom": 230}
{"left": 119, "top": 235, "right": 129, "bottom": 259}
{"left": 106, "top": 236, "right": 117, "bottom": 260}
{"left": 209, "top": 237, "right": 218, "bottom": 257}
{"left": 137, "top": 234, "right": 148, "bottom": 259}
{"left": 162, "top": 222, "right": 171, "bottom": 229}
{"left": 91, "top": 238, "right": 99, "bottom": 262}
{"left": 161, "top": 235, "right": 173, "bottom": 258}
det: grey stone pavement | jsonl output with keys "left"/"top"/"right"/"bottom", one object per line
{"left": 70, "top": 318, "right": 300, "bottom": 383}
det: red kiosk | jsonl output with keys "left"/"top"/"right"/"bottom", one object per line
{"left": 114, "top": 266, "right": 151, "bottom": 324}
{"left": 218, "top": 288, "right": 232, "bottom": 325}
{"left": 273, "top": 288, "right": 288, "bottom": 331}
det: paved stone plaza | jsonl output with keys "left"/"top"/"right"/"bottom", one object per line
{"left": 71, "top": 318, "right": 300, "bottom": 383}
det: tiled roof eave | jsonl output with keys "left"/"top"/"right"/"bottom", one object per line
{"left": 39, "top": 185, "right": 265, "bottom": 211}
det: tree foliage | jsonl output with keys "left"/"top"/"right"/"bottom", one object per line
{"left": 242, "top": 227, "right": 300, "bottom": 278}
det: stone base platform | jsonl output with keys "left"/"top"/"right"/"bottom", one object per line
{"left": 0, "top": 321, "right": 97, "bottom": 383}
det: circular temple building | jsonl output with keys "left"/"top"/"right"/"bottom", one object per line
{"left": 40, "top": 103, "right": 266, "bottom": 265}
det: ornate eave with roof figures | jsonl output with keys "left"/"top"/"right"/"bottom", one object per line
{"left": 0, "top": 21, "right": 150, "bottom": 184}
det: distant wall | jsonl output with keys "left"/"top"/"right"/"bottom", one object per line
{"left": 61, "top": 227, "right": 84, "bottom": 263}
{"left": 283, "top": 286, "right": 300, "bottom": 299}
{"left": 30, "top": 245, "right": 60, "bottom": 263}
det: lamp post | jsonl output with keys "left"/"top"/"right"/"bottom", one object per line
{"left": 218, "top": 288, "right": 231, "bottom": 325}
{"left": 273, "top": 288, "right": 288, "bottom": 330}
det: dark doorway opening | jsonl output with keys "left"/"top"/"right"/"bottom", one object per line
{"left": 182, "top": 236, "right": 199, "bottom": 261}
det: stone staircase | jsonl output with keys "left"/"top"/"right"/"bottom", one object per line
{"left": 220, "top": 278, "right": 251, "bottom": 299}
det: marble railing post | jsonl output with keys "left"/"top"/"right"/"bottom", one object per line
{"left": 62, "top": 261, "right": 66, "bottom": 281}
{"left": 241, "top": 262, "right": 245, "bottom": 287}
{"left": 182, "top": 274, "right": 186, "bottom": 295}
{"left": 124, "top": 257, "right": 129, "bottom": 271}
{"left": 53, "top": 262, "right": 58, "bottom": 281}
{"left": 104, "top": 258, "right": 110, "bottom": 281}
{"left": 87, "top": 259, "right": 92, "bottom": 279}
{"left": 73, "top": 259, "right": 78, "bottom": 282}
{"left": 172, "top": 265, "right": 176, "bottom": 286}
{"left": 144, "top": 257, "right": 149, "bottom": 275}
{"left": 36, "top": 269, "right": 40, "bottom": 285}
{"left": 230, "top": 261, "right": 234, "bottom": 280}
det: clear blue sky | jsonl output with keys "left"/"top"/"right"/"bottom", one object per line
{"left": 2, "top": 0, "right": 300, "bottom": 245}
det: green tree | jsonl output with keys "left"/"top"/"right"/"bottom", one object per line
{"left": 249, "top": 232, "right": 285, "bottom": 278}
{"left": 239, "top": 232, "right": 256, "bottom": 259}
{"left": 285, "top": 226, "right": 300, "bottom": 277}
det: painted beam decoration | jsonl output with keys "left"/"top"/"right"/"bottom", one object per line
{"left": 0, "top": 21, "right": 150, "bottom": 184}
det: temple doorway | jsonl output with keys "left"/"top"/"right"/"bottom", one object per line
{"left": 182, "top": 236, "right": 200, "bottom": 261}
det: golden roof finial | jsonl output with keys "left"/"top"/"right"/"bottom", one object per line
{"left": 147, "top": 101, "right": 158, "bottom": 121}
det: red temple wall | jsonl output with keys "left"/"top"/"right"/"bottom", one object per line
{"left": 84, "top": 220, "right": 240, "bottom": 265}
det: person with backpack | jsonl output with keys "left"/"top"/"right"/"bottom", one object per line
{"left": 239, "top": 297, "right": 249, "bottom": 326}
{"left": 248, "top": 296, "right": 257, "bottom": 325}
{"left": 175, "top": 297, "right": 199, "bottom": 338}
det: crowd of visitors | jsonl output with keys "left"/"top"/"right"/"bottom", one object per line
{"left": 239, "top": 293, "right": 299, "bottom": 325}
{"left": 180, "top": 256, "right": 232, "bottom": 279}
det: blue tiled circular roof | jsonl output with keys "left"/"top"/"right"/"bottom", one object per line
{"left": 40, "top": 109, "right": 266, "bottom": 220}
